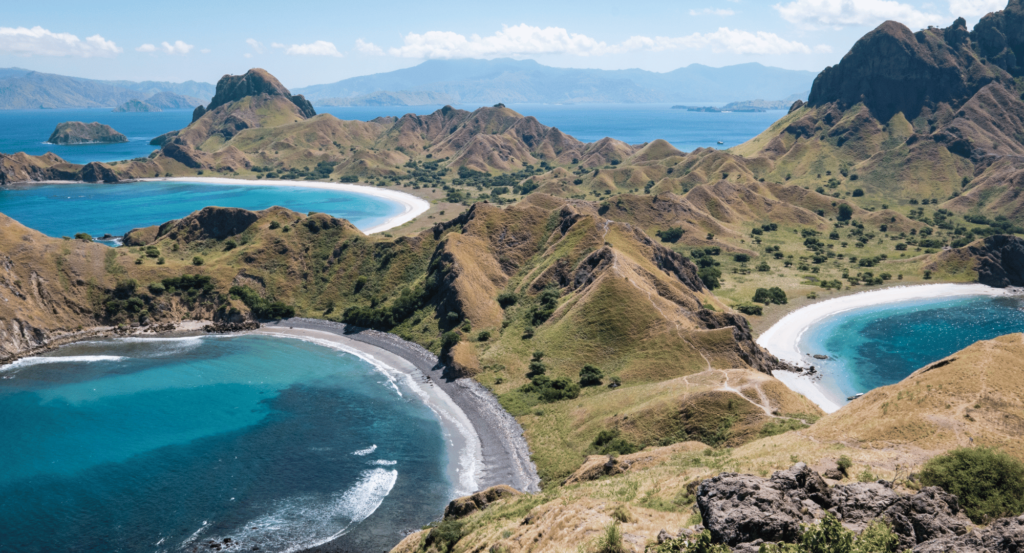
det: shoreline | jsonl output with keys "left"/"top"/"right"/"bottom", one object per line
{"left": 263, "top": 318, "right": 541, "bottom": 495}
{"left": 757, "top": 283, "right": 1011, "bottom": 413}
{"left": 25, "top": 176, "right": 432, "bottom": 235}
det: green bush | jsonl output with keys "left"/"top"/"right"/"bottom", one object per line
{"left": 496, "top": 291, "right": 518, "bottom": 308}
{"left": 919, "top": 447, "right": 1024, "bottom": 524}
{"left": 837, "top": 455, "right": 853, "bottom": 475}
{"left": 591, "top": 429, "right": 637, "bottom": 455}
{"left": 147, "top": 282, "right": 165, "bottom": 295}
{"left": 579, "top": 365, "right": 604, "bottom": 386}
{"left": 421, "top": 519, "right": 464, "bottom": 553}
{"left": 753, "top": 287, "right": 788, "bottom": 305}
{"left": 837, "top": 204, "right": 853, "bottom": 222}
{"left": 145, "top": 246, "right": 160, "bottom": 258}
{"left": 736, "top": 303, "right": 763, "bottom": 316}
{"left": 699, "top": 266, "right": 722, "bottom": 289}
{"left": 440, "top": 331, "right": 460, "bottom": 351}
{"left": 269, "top": 221, "right": 281, "bottom": 230}
{"left": 223, "top": 240, "right": 237, "bottom": 251}
{"left": 734, "top": 253, "right": 751, "bottom": 263}
{"left": 74, "top": 232, "right": 92, "bottom": 241}
{"left": 656, "top": 226, "right": 685, "bottom": 243}
{"left": 192, "top": 256, "right": 204, "bottom": 266}
{"left": 520, "top": 375, "right": 580, "bottom": 402}
{"left": 229, "top": 285, "right": 295, "bottom": 320}
{"left": 477, "top": 330, "right": 491, "bottom": 342}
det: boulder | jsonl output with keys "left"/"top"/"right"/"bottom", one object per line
{"left": 914, "top": 514, "right": 1024, "bottom": 553}
{"left": 443, "top": 485, "right": 521, "bottom": 520}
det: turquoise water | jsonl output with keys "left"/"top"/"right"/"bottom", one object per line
{"left": 0, "top": 105, "right": 782, "bottom": 165}
{"left": 0, "top": 335, "right": 453, "bottom": 552}
{"left": 0, "top": 181, "right": 403, "bottom": 239}
{"left": 799, "top": 295, "right": 1024, "bottom": 403}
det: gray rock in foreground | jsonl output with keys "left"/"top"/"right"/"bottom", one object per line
{"left": 697, "top": 463, "right": 973, "bottom": 550}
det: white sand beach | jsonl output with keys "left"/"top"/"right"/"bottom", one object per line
{"left": 135, "top": 177, "right": 431, "bottom": 234}
{"left": 757, "top": 284, "right": 1010, "bottom": 413}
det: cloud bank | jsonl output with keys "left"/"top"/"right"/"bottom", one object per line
{"left": 0, "top": 26, "right": 120, "bottom": 57}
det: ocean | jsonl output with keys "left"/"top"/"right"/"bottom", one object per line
{"left": 798, "top": 295, "right": 1024, "bottom": 404}
{"left": 0, "top": 104, "right": 784, "bottom": 165}
{"left": 0, "top": 335, "right": 455, "bottom": 553}
{"left": 0, "top": 181, "right": 403, "bottom": 239}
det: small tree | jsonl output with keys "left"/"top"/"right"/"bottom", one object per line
{"left": 440, "top": 331, "right": 460, "bottom": 352}
{"left": 527, "top": 351, "right": 547, "bottom": 377}
{"left": 192, "top": 256, "right": 204, "bottom": 266}
{"left": 837, "top": 455, "right": 853, "bottom": 476}
{"left": 656, "top": 226, "right": 685, "bottom": 243}
{"left": 579, "top": 365, "right": 604, "bottom": 387}
{"left": 837, "top": 203, "right": 853, "bottom": 221}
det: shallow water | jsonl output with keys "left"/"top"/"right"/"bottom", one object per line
{"left": 798, "top": 295, "right": 1024, "bottom": 404}
{"left": 0, "top": 181, "right": 402, "bottom": 238}
{"left": 0, "top": 335, "right": 453, "bottom": 553}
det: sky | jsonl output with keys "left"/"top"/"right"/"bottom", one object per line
{"left": 0, "top": 0, "right": 1009, "bottom": 88}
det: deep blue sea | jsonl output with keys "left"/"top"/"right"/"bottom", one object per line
{"left": 0, "top": 181, "right": 402, "bottom": 239}
{"left": 0, "top": 105, "right": 783, "bottom": 164}
{"left": 799, "top": 295, "right": 1024, "bottom": 404}
{"left": 0, "top": 335, "right": 453, "bottom": 553}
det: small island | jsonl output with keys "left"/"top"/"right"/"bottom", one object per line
{"left": 47, "top": 121, "right": 128, "bottom": 145}
{"left": 113, "top": 99, "right": 161, "bottom": 113}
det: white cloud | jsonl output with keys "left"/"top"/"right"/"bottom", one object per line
{"left": 136, "top": 43, "right": 156, "bottom": 52}
{"left": 774, "top": 0, "right": 945, "bottom": 29}
{"left": 355, "top": 38, "right": 384, "bottom": 55}
{"left": 284, "top": 40, "right": 342, "bottom": 57}
{"left": 626, "top": 28, "right": 816, "bottom": 55}
{"left": 161, "top": 40, "right": 193, "bottom": 54}
{"left": 384, "top": 24, "right": 618, "bottom": 58}
{"left": 246, "top": 38, "right": 264, "bottom": 54}
{"left": 0, "top": 26, "right": 120, "bottom": 57}
{"left": 361, "top": 24, "right": 819, "bottom": 59}
{"left": 271, "top": 42, "right": 285, "bottom": 48}
{"left": 949, "top": 0, "right": 1004, "bottom": 17}
{"left": 689, "top": 8, "right": 736, "bottom": 15}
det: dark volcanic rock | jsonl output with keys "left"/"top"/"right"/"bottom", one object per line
{"left": 971, "top": 0, "right": 1024, "bottom": 77}
{"left": 969, "top": 235, "right": 1024, "bottom": 287}
{"left": 48, "top": 121, "right": 128, "bottom": 145}
{"left": 698, "top": 464, "right": 971, "bottom": 550}
{"left": 203, "top": 68, "right": 315, "bottom": 119}
{"left": 443, "top": 485, "right": 521, "bottom": 520}
{"left": 913, "top": 514, "right": 1024, "bottom": 553}
{"left": 808, "top": 20, "right": 1006, "bottom": 120}
{"left": 170, "top": 207, "right": 260, "bottom": 242}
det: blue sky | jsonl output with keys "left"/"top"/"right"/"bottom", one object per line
{"left": 0, "top": 0, "right": 1008, "bottom": 87}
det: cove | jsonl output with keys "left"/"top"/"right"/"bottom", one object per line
{"left": 781, "top": 292, "right": 1024, "bottom": 410}
{"left": 0, "top": 180, "right": 405, "bottom": 239}
{"left": 0, "top": 334, "right": 454, "bottom": 553}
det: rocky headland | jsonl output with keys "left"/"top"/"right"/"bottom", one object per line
{"left": 113, "top": 99, "right": 160, "bottom": 112}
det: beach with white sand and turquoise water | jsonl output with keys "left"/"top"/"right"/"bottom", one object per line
{"left": 757, "top": 284, "right": 1024, "bottom": 413}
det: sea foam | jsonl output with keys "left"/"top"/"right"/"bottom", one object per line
{"left": 1, "top": 355, "right": 125, "bottom": 372}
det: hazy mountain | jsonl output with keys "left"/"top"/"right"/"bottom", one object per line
{"left": 0, "top": 69, "right": 214, "bottom": 110}
{"left": 292, "top": 58, "right": 817, "bottom": 106}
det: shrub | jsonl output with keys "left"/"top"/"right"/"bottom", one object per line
{"left": 192, "top": 256, "right": 204, "bottom": 266}
{"left": 596, "top": 522, "right": 626, "bottom": 553}
{"left": 579, "top": 365, "right": 604, "bottom": 387}
{"left": 736, "top": 303, "right": 763, "bottom": 316}
{"left": 837, "top": 204, "right": 853, "bottom": 221}
{"left": 526, "top": 351, "right": 546, "bottom": 377}
{"left": 223, "top": 240, "right": 237, "bottom": 251}
{"left": 147, "top": 282, "right": 165, "bottom": 295}
{"left": 919, "top": 447, "right": 1024, "bottom": 524}
{"left": 837, "top": 455, "right": 853, "bottom": 475}
{"left": 591, "top": 429, "right": 637, "bottom": 455}
{"left": 753, "top": 287, "right": 788, "bottom": 305}
{"left": 269, "top": 220, "right": 281, "bottom": 230}
{"left": 477, "top": 330, "right": 491, "bottom": 342}
{"left": 421, "top": 519, "right": 464, "bottom": 553}
{"left": 74, "top": 232, "right": 92, "bottom": 241}
{"left": 698, "top": 266, "right": 722, "bottom": 290}
{"left": 757, "top": 261, "right": 771, "bottom": 272}
{"left": 657, "top": 226, "right": 685, "bottom": 243}
{"left": 734, "top": 253, "right": 751, "bottom": 263}
{"left": 145, "top": 246, "right": 160, "bottom": 258}
{"left": 800, "top": 512, "right": 853, "bottom": 553}
{"left": 229, "top": 285, "right": 295, "bottom": 320}
{"left": 521, "top": 375, "right": 580, "bottom": 402}
{"left": 497, "top": 291, "right": 518, "bottom": 308}
{"left": 440, "top": 331, "right": 460, "bottom": 351}
{"left": 852, "top": 188, "right": 864, "bottom": 197}
{"left": 649, "top": 530, "right": 729, "bottom": 553}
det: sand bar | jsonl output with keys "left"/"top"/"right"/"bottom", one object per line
{"left": 758, "top": 284, "right": 1009, "bottom": 413}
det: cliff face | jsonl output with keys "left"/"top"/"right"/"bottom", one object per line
{"left": 47, "top": 121, "right": 128, "bottom": 144}
{"left": 967, "top": 234, "right": 1024, "bottom": 287}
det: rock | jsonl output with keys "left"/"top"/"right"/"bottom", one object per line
{"left": 813, "top": 354, "right": 828, "bottom": 360}
{"left": 204, "top": 321, "right": 260, "bottom": 333}
{"left": 205, "top": 68, "right": 315, "bottom": 119}
{"left": 79, "top": 162, "right": 120, "bottom": 183}
{"left": 968, "top": 235, "right": 1024, "bottom": 288}
{"left": 698, "top": 464, "right": 971, "bottom": 550}
{"left": 914, "top": 514, "right": 1024, "bottom": 553}
{"left": 823, "top": 468, "right": 845, "bottom": 480}
{"left": 443, "top": 485, "right": 522, "bottom": 520}
{"left": 48, "top": 121, "right": 127, "bottom": 145}
{"left": 657, "top": 529, "right": 672, "bottom": 544}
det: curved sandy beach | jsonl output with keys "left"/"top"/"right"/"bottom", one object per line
{"left": 757, "top": 284, "right": 1010, "bottom": 413}
{"left": 261, "top": 318, "right": 541, "bottom": 497}
{"left": 135, "top": 176, "right": 431, "bottom": 234}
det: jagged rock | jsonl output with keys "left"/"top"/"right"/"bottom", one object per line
{"left": 913, "top": 514, "right": 1024, "bottom": 553}
{"left": 968, "top": 235, "right": 1024, "bottom": 288}
{"left": 203, "top": 321, "right": 259, "bottom": 333}
{"left": 698, "top": 464, "right": 971, "bottom": 550}
{"left": 204, "top": 68, "right": 315, "bottom": 119}
{"left": 443, "top": 485, "right": 521, "bottom": 520}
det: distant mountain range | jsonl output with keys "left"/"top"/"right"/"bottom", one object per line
{"left": 0, "top": 59, "right": 815, "bottom": 110}
{"left": 0, "top": 68, "right": 213, "bottom": 110}
{"left": 292, "top": 59, "right": 816, "bottom": 106}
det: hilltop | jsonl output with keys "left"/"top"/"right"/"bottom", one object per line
{"left": 47, "top": 121, "right": 127, "bottom": 144}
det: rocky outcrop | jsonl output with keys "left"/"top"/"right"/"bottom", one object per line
{"left": 79, "top": 162, "right": 119, "bottom": 183}
{"left": 969, "top": 235, "right": 1024, "bottom": 287}
{"left": 47, "top": 121, "right": 128, "bottom": 144}
{"left": 971, "top": 0, "right": 1024, "bottom": 77}
{"left": 913, "top": 514, "right": 1024, "bottom": 552}
{"left": 163, "top": 207, "right": 260, "bottom": 242}
{"left": 204, "top": 68, "right": 315, "bottom": 119}
{"left": 697, "top": 463, "right": 971, "bottom": 550}
{"left": 443, "top": 485, "right": 521, "bottom": 520}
